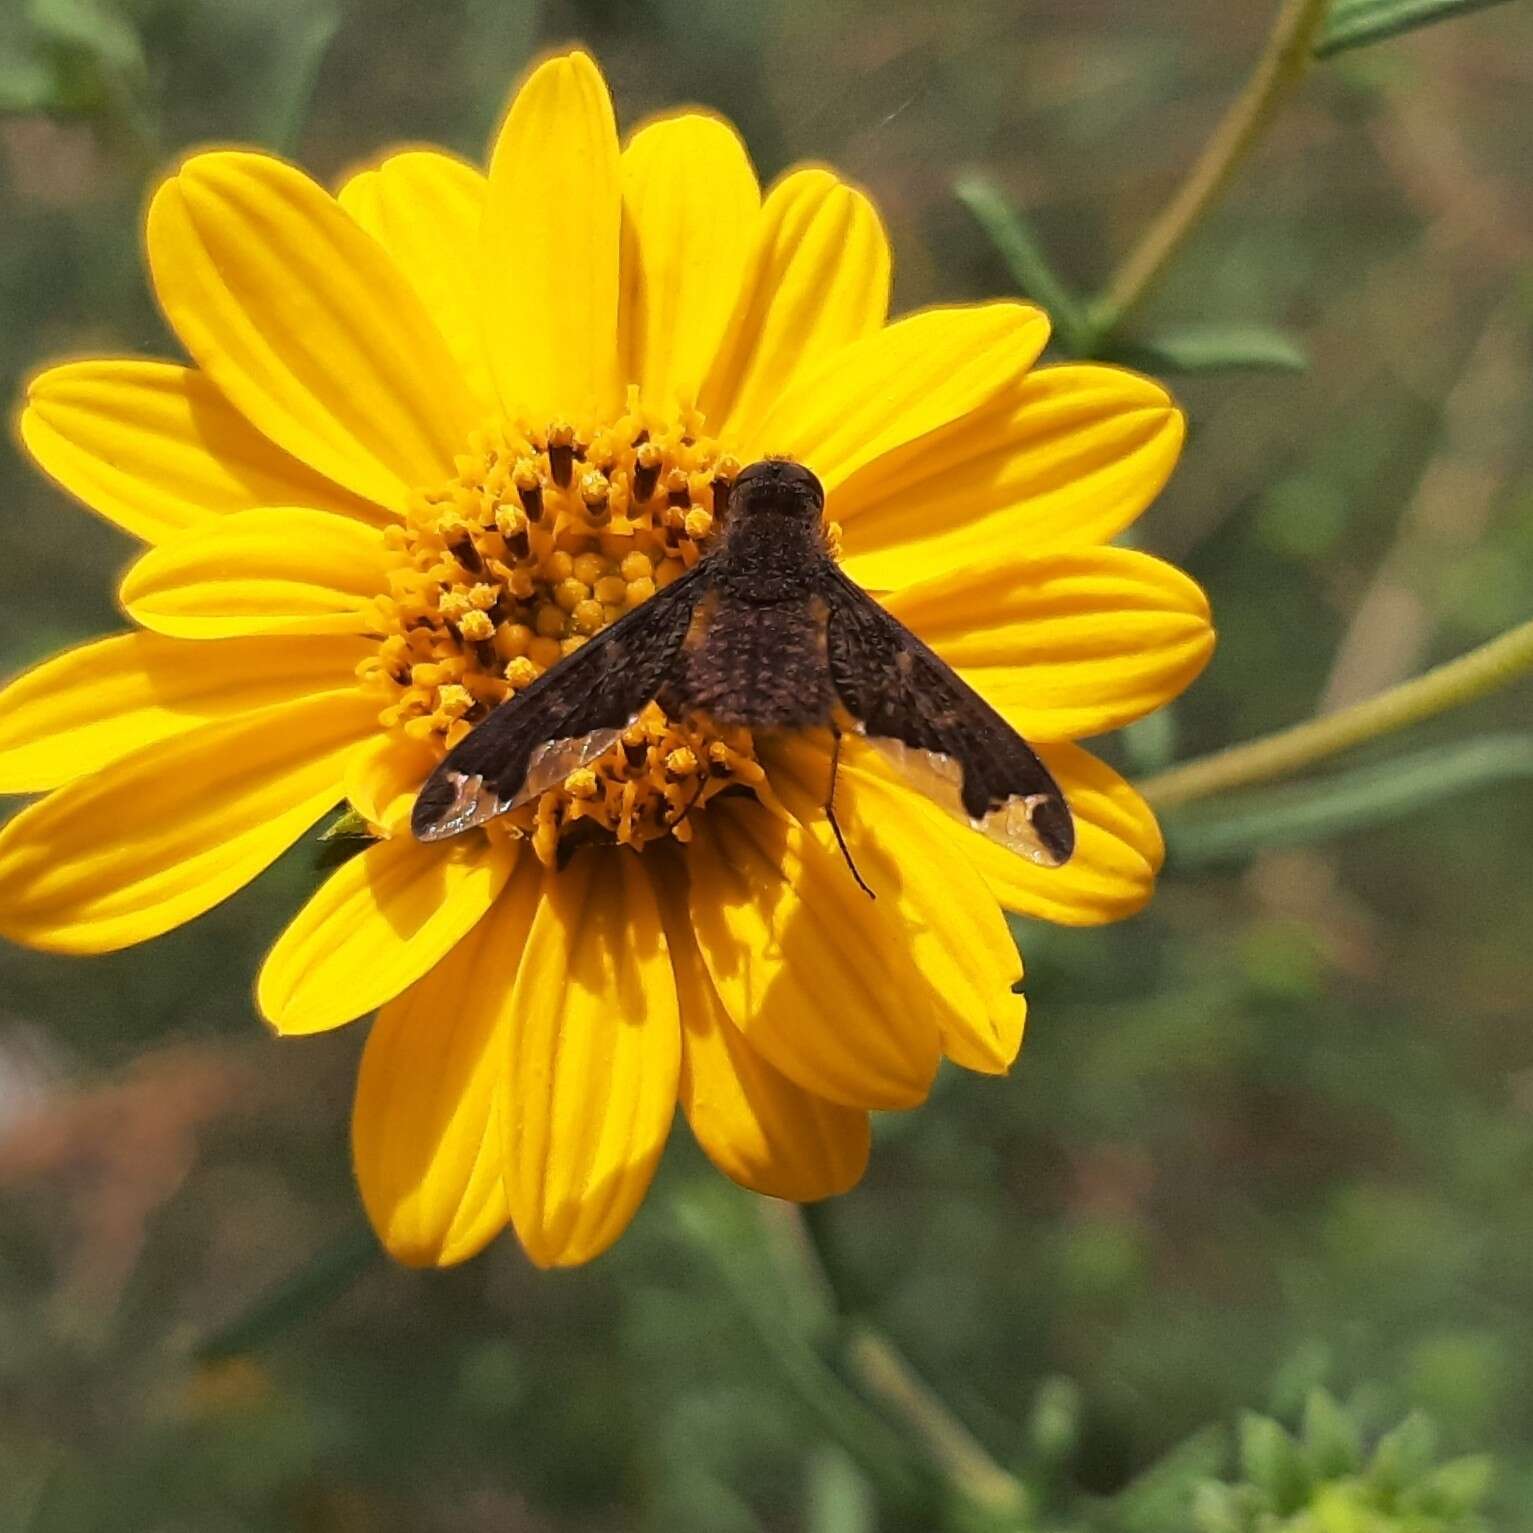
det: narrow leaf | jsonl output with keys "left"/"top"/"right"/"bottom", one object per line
{"left": 1401, "top": 1453, "right": 1495, "bottom": 1515}
{"left": 1111, "top": 1426, "right": 1229, "bottom": 1531}
{"left": 1316, "top": 0, "right": 1516, "bottom": 58}
{"left": 28, "top": 0, "right": 145, "bottom": 76}
{"left": 263, "top": 1, "right": 342, "bottom": 153}
{"left": 1238, "top": 1413, "right": 1310, "bottom": 1512}
{"left": 1301, "top": 1389, "right": 1363, "bottom": 1480}
{"left": 1109, "top": 324, "right": 1309, "bottom": 375}
{"left": 1368, "top": 1412, "right": 1438, "bottom": 1496}
{"left": 194, "top": 1225, "right": 380, "bottom": 1362}
{"left": 806, "top": 1446, "right": 878, "bottom": 1533}
{"left": 1164, "top": 734, "right": 1533, "bottom": 867}
{"left": 954, "top": 174, "right": 1093, "bottom": 353}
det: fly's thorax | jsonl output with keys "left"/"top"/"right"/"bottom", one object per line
{"left": 713, "top": 460, "right": 834, "bottom": 605}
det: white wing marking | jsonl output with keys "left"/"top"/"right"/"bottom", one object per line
{"left": 867, "top": 735, "right": 1066, "bottom": 869}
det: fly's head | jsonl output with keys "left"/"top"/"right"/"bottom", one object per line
{"left": 724, "top": 458, "right": 824, "bottom": 531}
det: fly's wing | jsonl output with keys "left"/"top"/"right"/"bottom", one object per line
{"left": 819, "top": 564, "right": 1073, "bottom": 867}
{"left": 411, "top": 565, "right": 707, "bottom": 841}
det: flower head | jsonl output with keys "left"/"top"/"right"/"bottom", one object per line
{"left": 0, "top": 50, "right": 1212, "bottom": 1268}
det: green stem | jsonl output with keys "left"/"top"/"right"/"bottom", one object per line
{"left": 1091, "top": 0, "right": 1334, "bottom": 336}
{"left": 1142, "top": 616, "right": 1533, "bottom": 809}
{"left": 842, "top": 1325, "right": 1033, "bottom": 1523}
{"left": 789, "top": 1206, "right": 1033, "bottom": 1527}
{"left": 678, "top": 1198, "right": 932, "bottom": 1511}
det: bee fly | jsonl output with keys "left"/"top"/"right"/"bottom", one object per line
{"left": 412, "top": 458, "right": 1074, "bottom": 893}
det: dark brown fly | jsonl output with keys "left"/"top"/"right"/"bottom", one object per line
{"left": 411, "top": 459, "right": 1074, "bottom": 887}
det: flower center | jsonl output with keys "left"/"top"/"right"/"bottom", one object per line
{"left": 357, "top": 390, "right": 767, "bottom": 866}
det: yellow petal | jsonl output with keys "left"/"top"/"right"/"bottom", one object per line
{"left": 0, "top": 631, "right": 370, "bottom": 794}
{"left": 337, "top": 150, "right": 496, "bottom": 410}
{"left": 147, "top": 151, "right": 478, "bottom": 511}
{"left": 0, "top": 689, "right": 375, "bottom": 954}
{"left": 120, "top": 507, "right": 391, "bottom": 639}
{"left": 258, "top": 833, "right": 517, "bottom": 1036}
{"left": 954, "top": 742, "right": 1164, "bottom": 926}
{"left": 19, "top": 360, "right": 384, "bottom": 545}
{"left": 756, "top": 302, "right": 1049, "bottom": 493}
{"left": 882, "top": 546, "right": 1214, "bottom": 742}
{"left": 686, "top": 798, "right": 940, "bottom": 1110}
{"left": 697, "top": 168, "right": 890, "bottom": 449}
{"left": 655, "top": 855, "right": 868, "bottom": 1200}
{"left": 618, "top": 112, "right": 760, "bottom": 412}
{"left": 765, "top": 737, "right": 1025, "bottom": 1076}
{"left": 352, "top": 858, "right": 544, "bottom": 1267}
{"left": 483, "top": 50, "right": 622, "bottom": 423}
{"left": 343, "top": 732, "right": 438, "bottom": 835}
{"left": 838, "top": 364, "right": 1184, "bottom": 589}
{"left": 502, "top": 851, "right": 679, "bottom": 1268}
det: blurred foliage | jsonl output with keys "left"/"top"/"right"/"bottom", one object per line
{"left": 1192, "top": 1395, "right": 1494, "bottom": 1531}
{"left": 2, "top": 0, "right": 1533, "bottom": 1530}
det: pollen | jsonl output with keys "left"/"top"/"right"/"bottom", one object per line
{"left": 359, "top": 393, "right": 759, "bottom": 865}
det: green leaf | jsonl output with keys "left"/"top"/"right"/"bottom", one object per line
{"left": 806, "top": 1446, "right": 878, "bottom": 1533}
{"left": 1113, "top": 1427, "right": 1230, "bottom": 1532}
{"left": 1191, "top": 1481, "right": 1252, "bottom": 1533}
{"left": 320, "top": 806, "right": 369, "bottom": 841}
{"left": 1107, "top": 324, "right": 1309, "bottom": 375}
{"left": 173, "top": 0, "right": 341, "bottom": 151}
{"left": 27, "top": 0, "right": 144, "bottom": 77}
{"left": 314, "top": 805, "right": 376, "bottom": 873}
{"left": 1316, "top": 0, "right": 1517, "bottom": 58}
{"left": 3, "top": 0, "right": 154, "bottom": 125}
{"left": 954, "top": 174, "right": 1093, "bottom": 354}
{"left": 1301, "top": 1390, "right": 1363, "bottom": 1481}
{"left": 1026, "top": 1376, "right": 1083, "bottom": 1462}
{"left": 1164, "top": 734, "right": 1533, "bottom": 867}
{"left": 1400, "top": 1454, "right": 1495, "bottom": 1517}
{"left": 193, "top": 1225, "right": 381, "bottom": 1364}
{"left": 0, "top": 14, "right": 55, "bottom": 113}
{"left": 1367, "top": 1412, "right": 1439, "bottom": 1498}
{"left": 260, "top": 1, "right": 341, "bottom": 153}
{"left": 0, "top": 61, "right": 54, "bottom": 113}
{"left": 1238, "top": 1413, "right": 1309, "bottom": 1513}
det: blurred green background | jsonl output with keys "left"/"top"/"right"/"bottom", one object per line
{"left": 2, "top": 1, "right": 1532, "bottom": 1528}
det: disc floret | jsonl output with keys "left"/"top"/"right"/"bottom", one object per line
{"left": 357, "top": 393, "right": 760, "bottom": 863}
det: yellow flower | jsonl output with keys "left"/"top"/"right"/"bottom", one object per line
{"left": 0, "top": 51, "right": 1212, "bottom": 1269}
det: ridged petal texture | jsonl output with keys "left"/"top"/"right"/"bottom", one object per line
{"left": 504, "top": 852, "right": 681, "bottom": 1267}
{"left": 766, "top": 738, "right": 1027, "bottom": 1075}
{"left": 656, "top": 859, "right": 869, "bottom": 1200}
{"left": 352, "top": 856, "right": 544, "bottom": 1267}
{"left": 120, "top": 508, "right": 391, "bottom": 638}
{"left": 882, "top": 545, "right": 1214, "bottom": 741}
{"left": 148, "top": 151, "right": 478, "bottom": 509}
{"left": 19, "top": 361, "right": 383, "bottom": 544}
{"left": 260, "top": 834, "right": 519, "bottom": 1036}
{"left": 0, "top": 690, "right": 375, "bottom": 953}
{"left": 839, "top": 365, "right": 1185, "bottom": 589}
{"left": 619, "top": 113, "right": 760, "bottom": 411}
{"left": 686, "top": 798, "right": 941, "bottom": 1110}
{"left": 0, "top": 632, "right": 367, "bottom": 793}
{"left": 757, "top": 302, "right": 1050, "bottom": 492}
{"left": 700, "top": 168, "right": 890, "bottom": 447}
{"left": 338, "top": 150, "right": 495, "bottom": 409}
{"left": 957, "top": 742, "right": 1166, "bottom": 925}
{"left": 483, "top": 50, "right": 622, "bottom": 422}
